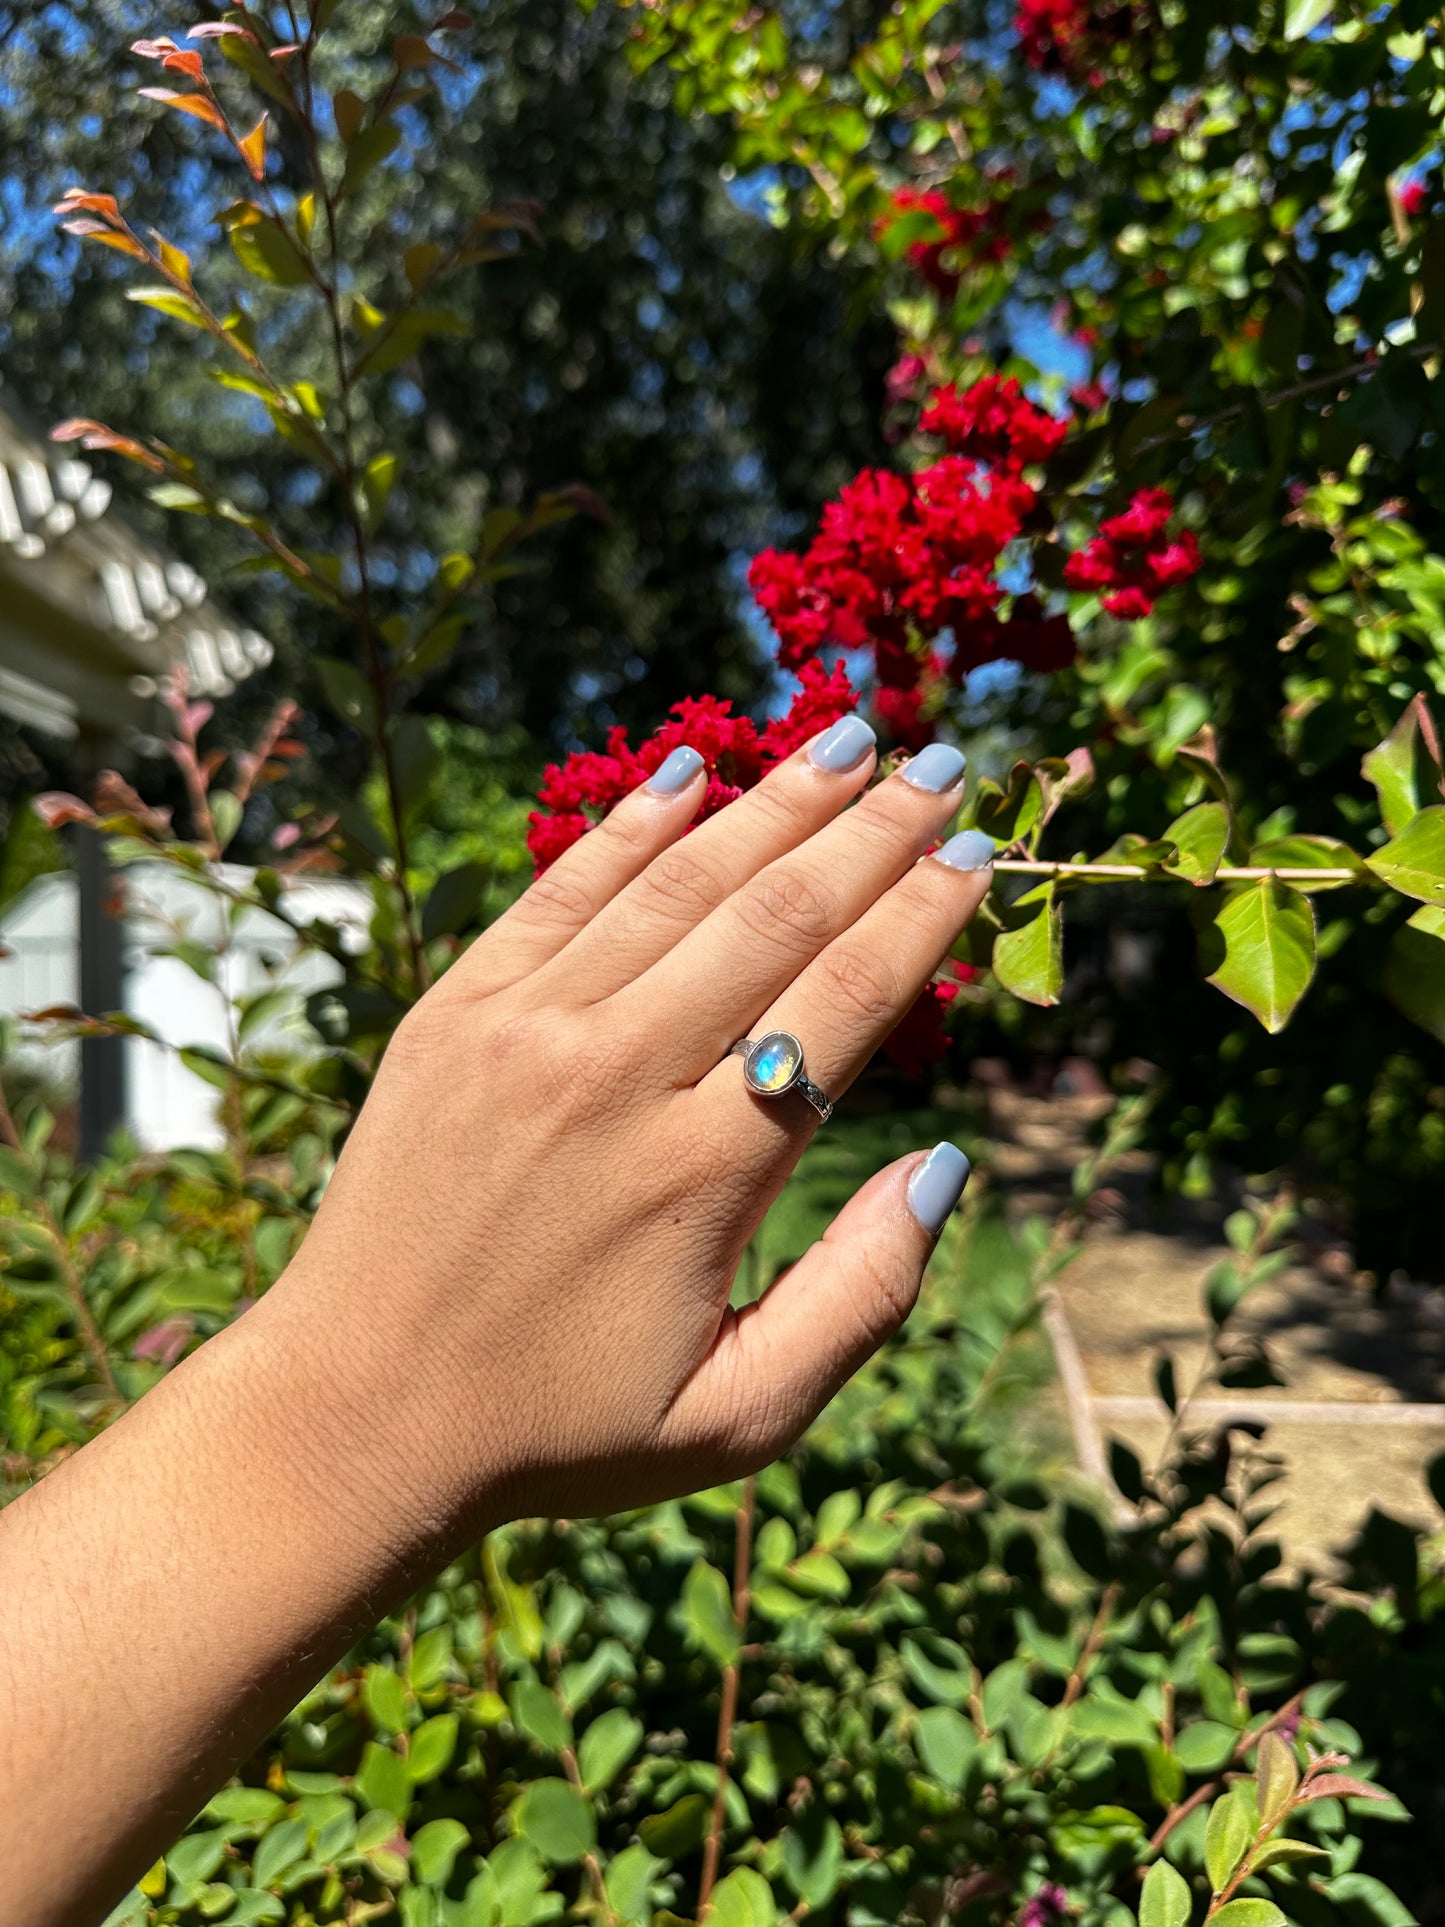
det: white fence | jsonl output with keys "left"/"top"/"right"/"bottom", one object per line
{"left": 0, "top": 863, "right": 370, "bottom": 1150}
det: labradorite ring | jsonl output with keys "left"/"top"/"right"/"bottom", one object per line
{"left": 728, "top": 1031, "right": 834, "bottom": 1123}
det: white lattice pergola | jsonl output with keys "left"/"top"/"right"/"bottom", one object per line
{"left": 0, "top": 401, "right": 272, "bottom": 744}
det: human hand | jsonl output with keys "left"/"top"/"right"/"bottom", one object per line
{"left": 281, "top": 715, "right": 994, "bottom": 1544}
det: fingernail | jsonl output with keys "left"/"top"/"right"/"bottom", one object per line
{"left": 934, "top": 829, "right": 995, "bottom": 872}
{"left": 646, "top": 745, "right": 705, "bottom": 794}
{"left": 809, "top": 714, "right": 877, "bottom": 772}
{"left": 899, "top": 743, "right": 966, "bottom": 793}
{"left": 908, "top": 1142, "right": 971, "bottom": 1236}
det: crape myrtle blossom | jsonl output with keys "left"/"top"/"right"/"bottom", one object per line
{"left": 1062, "top": 484, "right": 1201, "bottom": 619}
{"left": 876, "top": 186, "right": 1013, "bottom": 302}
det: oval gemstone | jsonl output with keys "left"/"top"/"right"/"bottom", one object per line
{"left": 745, "top": 1030, "right": 803, "bottom": 1096}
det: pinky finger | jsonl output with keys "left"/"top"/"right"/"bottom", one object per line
{"left": 449, "top": 746, "right": 706, "bottom": 999}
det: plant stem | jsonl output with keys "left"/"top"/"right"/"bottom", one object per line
{"left": 697, "top": 1473, "right": 757, "bottom": 1921}
{"left": 991, "top": 860, "right": 1362, "bottom": 883}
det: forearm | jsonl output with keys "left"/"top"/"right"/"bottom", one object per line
{"left": 0, "top": 1282, "right": 481, "bottom": 1926}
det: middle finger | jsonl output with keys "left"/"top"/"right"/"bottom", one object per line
{"left": 614, "top": 740, "right": 969, "bottom": 1076}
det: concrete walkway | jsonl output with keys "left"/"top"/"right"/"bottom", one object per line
{"left": 984, "top": 1091, "right": 1445, "bottom": 1573}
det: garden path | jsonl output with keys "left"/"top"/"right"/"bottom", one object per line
{"left": 984, "top": 1090, "right": 1445, "bottom": 1575}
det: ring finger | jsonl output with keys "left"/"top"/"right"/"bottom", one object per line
{"left": 694, "top": 826, "right": 997, "bottom": 1149}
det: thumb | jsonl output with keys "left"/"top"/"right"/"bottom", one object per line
{"left": 663, "top": 1142, "right": 971, "bottom": 1478}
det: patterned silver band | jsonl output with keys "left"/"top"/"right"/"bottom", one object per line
{"left": 728, "top": 1033, "right": 833, "bottom": 1123}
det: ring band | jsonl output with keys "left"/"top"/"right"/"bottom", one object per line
{"left": 729, "top": 1031, "right": 833, "bottom": 1123}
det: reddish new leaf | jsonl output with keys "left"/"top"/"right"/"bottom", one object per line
{"left": 32, "top": 793, "right": 97, "bottom": 830}
{"left": 187, "top": 21, "right": 253, "bottom": 37}
{"left": 1299, "top": 1775, "right": 1389, "bottom": 1803}
{"left": 53, "top": 189, "right": 121, "bottom": 220}
{"left": 50, "top": 419, "right": 166, "bottom": 473}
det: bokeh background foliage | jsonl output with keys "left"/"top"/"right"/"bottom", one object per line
{"left": 2, "top": 1, "right": 1445, "bottom": 1923}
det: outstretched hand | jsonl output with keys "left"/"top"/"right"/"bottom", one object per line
{"left": 0, "top": 715, "right": 993, "bottom": 1924}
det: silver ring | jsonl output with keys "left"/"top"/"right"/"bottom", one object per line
{"left": 728, "top": 1031, "right": 833, "bottom": 1123}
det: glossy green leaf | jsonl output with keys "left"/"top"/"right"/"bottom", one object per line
{"left": 509, "top": 1680, "right": 572, "bottom": 1752}
{"left": 1284, "top": 0, "right": 1334, "bottom": 39}
{"left": 781, "top": 1804, "right": 845, "bottom": 1910}
{"left": 1367, "top": 807, "right": 1445, "bottom": 908}
{"left": 1363, "top": 697, "right": 1442, "bottom": 835}
{"left": 1162, "top": 801, "right": 1229, "bottom": 883}
{"left": 638, "top": 1791, "right": 709, "bottom": 1860}
{"left": 974, "top": 761, "right": 1042, "bottom": 842}
{"left": 408, "top": 1713, "right": 459, "bottom": 1782}
{"left": 708, "top": 1868, "right": 777, "bottom": 1927}
{"left": 1248, "top": 834, "right": 1362, "bottom": 891}
{"left": 1256, "top": 1728, "right": 1300, "bottom": 1823}
{"left": 1382, "top": 905, "right": 1445, "bottom": 1043}
{"left": 913, "top": 1704, "right": 978, "bottom": 1789}
{"left": 1204, "top": 1786, "right": 1254, "bottom": 1892}
{"left": 606, "top": 1843, "right": 663, "bottom": 1923}
{"left": 1204, "top": 881, "right": 1316, "bottom": 1033}
{"left": 682, "top": 1558, "right": 740, "bottom": 1667}
{"left": 1139, "top": 1857, "right": 1192, "bottom": 1927}
{"left": 1210, "top": 1904, "right": 1285, "bottom": 1927}
{"left": 364, "top": 1664, "right": 409, "bottom": 1734}
{"left": 992, "top": 882, "right": 1063, "bottom": 1006}
{"left": 315, "top": 655, "right": 377, "bottom": 732}
{"left": 512, "top": 1778, "right": 596, "bottom": 1864}
{"left": 354, "top": 1741, "right": 410, "bottom": 1819}
{"left": 252, "top": 1817, "right": 309, "bottom": 1890}
{"left": 412, "top": 1817, "right": 470, "bottom": 1887}
{"left": 577, "top": 1707, "right": 642, "bottom": 1790}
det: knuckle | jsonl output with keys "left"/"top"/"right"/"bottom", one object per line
{"left": 638, "top": 845, "right": 728, "bottom": 924}
{"left": 746, "top": 770, "right": 812, "bottom": 837}
{"left": 737, "top": 864, "right": 837, "bottom": 951}
{"left": 515, "top": 864, "right": 596, "bottom": 931}
{"left": 841, "top": 1241, "right": 917, "bottom": 1338}
{"left": 815, "top": 941, "right": 904, "bottom": 1026}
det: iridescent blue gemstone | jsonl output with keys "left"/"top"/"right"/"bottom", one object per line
{"left": 744, "top": 1031, "right": 803, "bottom": 1096}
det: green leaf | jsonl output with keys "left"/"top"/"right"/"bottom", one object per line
{"left": 682, "top": 1559, "right": 740, "bottom": 1667}
{"left": 127, "top": 286, "right": 207, "bottom": 327}
{"left": 1203, "top": 881, "right": 1317, "bottom": 1033}
{"left": 638, "top": 1791, "right": 709, "bottom": 1860}
{"left": 509, "top": 1680, "right": 572, "bottom": 1752}
{"left": 1284, "top": 0, "right": 1334, "bottom": 39}
{"left": 1163, "top": 801, "right": 1229, "bottom": 884}
{"left": 1140, "top": 1858, "right": 1192, "bottom": 1927}
{"left": 1204, "top": 1786, "right": 1254, "bottom": 1892}
{"left": 577, "top": 1708, "right": 643, "bottom": 1790}
{"left": 1256, "top": 1728, "right": 1300, "bottom": 1823}
{"left": 341, "top": 122, "right": 402, "bottom": 200}
{"left": 407, "top": 1712, "right": 459, "bottom": 1782}
{"left": 253, "top": 1816, "right": 309, "bottom": 1890}
{"left": 606, "top": 1843, "right": 664, "bottom": 1923}
{"left": 1367, "top": 807, "right": 1445, "bottom": 908}
{"left": 408, "top": 1623, "right": 453, "bottom": 1694}
{"left": 412, "top": 1817, "right": 470, "bottom": 1887}
{"left": 1248, "top": 835, "right": 1362, "bottom": 891}
{"left": 1070, "top": 1697, "right": 1157, "bottom": 1748}
{"left": 1383, "top": 906, "right": 1445, "bottom": 1044}
{"left": 315, "top": 656, "right": 377, "bottom": 732}
{"left": 1173, "top": 1720, "right": 1238, "bottom": 1773}
{"left": 781, "top": 1805, "right": 844, "bottom": 1910}
{"left": 1363, "top": 696, "right": 1443, "bottom": 835}
{"left": 363, "top": 1665, "right": 409, "bottom": 1733}
{"left": 512, "top": 1778, "right": 596, "bottom": 1864}
{"left": 973, "top": 761, "right": 1042, "bottom": 842}
{"left": 1252, "top": 1837, "right": 1330, "bottom": 1871}
{"left": 901, "top": 1632, "right": 974, "bottom": 1706}
{"left": 1210, "top": 1905, "right": 1285, "bottom": 1927}
{"left": 912, "top": 1705, "right": 978, "bottom": 1790}
{"left": 354, "top": 1740, "right": 411, "bottom": 1818}
{"left": 204, "top": 1788, "right": 286, "bottom": 1832}
{"left": 361, "top": 452, "right": 400, "bottom": 533}
{"left": 228, "top": 213, "right": 312, "bottom": 288}
{"left": 708, "top": 1869, "right": 777, "bottom": 1927}
{"left": 992, "top": 882, "right": 1063, "bottom": 1006}
{"left": 422, "top": 862, "right": 491, "bottom": 943}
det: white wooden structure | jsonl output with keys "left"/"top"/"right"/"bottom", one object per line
{"left": 0, "top": 865, "right": 368, "bottom": 1152}
{"left": 0, "top": 399, "right": 276, "bottom": 1156}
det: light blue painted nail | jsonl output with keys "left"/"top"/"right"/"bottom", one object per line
{"left": 809, "top": 714, "right": 877, "bottom": 772}
{"left": 934, "top": 828, "right": 995, "bottom": 872}
{"left": 908, "top": 1142, "right": 971, "bottom": 1237}
{"left": 899, "top": 743, "right": 966, "bottom": 793}
{"left": 646, "top": 745, "right": 705, "bottom": 795}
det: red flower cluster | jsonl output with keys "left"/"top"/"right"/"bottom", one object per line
{"left": 1399, "top": 178, "right": 1429, "bottom": 219}
{"left": 920, "top": 374, "right": 1070, "bottom": 472}
{"left": 749, "top": 375, "right": 1077, "bottom": 740}
{"left": 877, "top": 187, "right": 1011, "bottom": 302}
{"left": 1015, "top": 0, "right": 1135, "bottom": 83}
{"left": 1062, "top": 485, "right": 1201, "bottom": 618}
{"left": 526, "top": 658, "right": 857, "bottom": 873}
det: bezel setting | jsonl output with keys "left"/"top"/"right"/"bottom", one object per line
{"left": 743, "top": 1030, "right": 805, "bottom": 1098}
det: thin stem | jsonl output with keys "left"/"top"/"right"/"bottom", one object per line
{"left": 992, "top": 860, "right": 1362, "bottom": 883}
{"left": 697, "top": 1474, "right": 757, "bottom": 1921}
{"left": 1144, "top": 1689, "right": 1304, "bottom": 1860}
{"left": 1060, "top": 1581, "right": 1121, "bottom": 1712}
